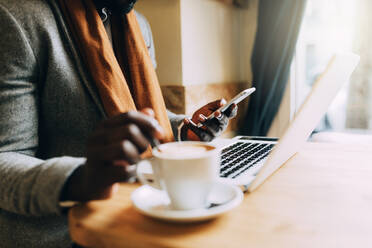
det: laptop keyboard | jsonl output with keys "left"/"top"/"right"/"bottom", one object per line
{"left": 220, "top": 142, "right": 275, "bottom": 179}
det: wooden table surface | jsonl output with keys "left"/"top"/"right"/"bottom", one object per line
{"left": 69, "top": 142, "right": 372, "bottom": 248}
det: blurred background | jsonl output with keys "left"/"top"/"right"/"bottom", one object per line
{"left": 294, "top": 0, "right": 372, "bottom": 134}
{"left": 136, "top": 0, "right": 372, "bottom": 139}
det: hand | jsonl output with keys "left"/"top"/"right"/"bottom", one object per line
{"left": 180, "top": 99, "right": 237, "bottom": 142}
{"left": 61, "top": 109, "right": 164, "bottom": 202}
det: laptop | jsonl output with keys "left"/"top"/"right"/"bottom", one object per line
{"left": 216, "top": 52, "right": 360, "bottom": 192}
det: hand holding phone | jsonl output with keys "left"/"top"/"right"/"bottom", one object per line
{"left": 181, "top": 87, "right": 256, "bottom": 141}
{"left": 202, "top": 87, "right": 256, "bottom": 124}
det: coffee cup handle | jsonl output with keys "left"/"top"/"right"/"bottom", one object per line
{"left": 136, "top": 159, "right": 162, "bottom": 190}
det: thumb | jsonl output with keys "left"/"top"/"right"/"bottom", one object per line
{"left": 140, "top": 108, "right": 155, "bottom": 117}
{"left": 205, "top": 99, "right": 226, "bottom": 110}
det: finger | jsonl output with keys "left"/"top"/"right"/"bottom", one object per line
{"left": 104, "top": 165, "right": 137, "bottom": 183}
{"left": 140, "top": 108, "right": 155, "bottom": 117}
{"left": 198, "top": 114, "right": 207, "bottom": 123}
{"left": 110, "top": 164, "right": 137, "bottom": 183}
{"left": 186, "top": 118, "right": 198, "bottom": 127}
{"left": 183, "top": 118, "right": 190, "bottom": 125}
{"left": 181, "top": 119, "right": 196, "bottom": 141}
{"left": 203, "top": 99, "right": 226, "bottom": 111}
{"left": 95, "top": 140, "right": 141, "bottom": 165}
{"left": 214, "top": 110, "right": 222, "bottom": 118}
{"left": 185, "top": 123, "right": 214, "bottom": 142}
{"left": 102, "top": 111, "right": 164, "bottom": 140}
{"left": 224, "top": 104, "right": 238, "bottom": 118}
{"left": 120, "top": 124, "right": 151, "bottom": 153}
{"left": 90, "top": 124, "right": 150, "bottom": 153}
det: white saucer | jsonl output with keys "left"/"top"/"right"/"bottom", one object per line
{"left": 131, "top": 183, "right": 244, "bottom": 223}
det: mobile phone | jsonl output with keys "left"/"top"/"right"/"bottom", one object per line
{"left": 205, "top": 87, "right": 256, "bottom": 120}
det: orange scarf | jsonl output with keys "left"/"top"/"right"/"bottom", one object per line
{"left": 57, "top": 0, "right": 174, "bottom": 143}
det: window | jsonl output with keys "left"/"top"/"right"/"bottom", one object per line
{"left": 292, "top": 0, "right": 365, "bottom": 133}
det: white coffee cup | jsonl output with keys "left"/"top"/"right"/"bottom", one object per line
{"left": 136, "top": 141, "right": 220, "bottom": 210}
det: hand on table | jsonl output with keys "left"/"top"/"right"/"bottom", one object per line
{"left": 61, "top": 109, "right": 164, "bottom": 202}
{"left": 180, "top": 99, "right": 237, "bottom": 142}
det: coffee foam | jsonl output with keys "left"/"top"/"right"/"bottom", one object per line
{"left": 157, "top": 143, "right": 214, "bottom": 158}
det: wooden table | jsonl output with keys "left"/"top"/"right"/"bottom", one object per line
{"left": 69, "top": 142, "right": 372, "bottom": 248}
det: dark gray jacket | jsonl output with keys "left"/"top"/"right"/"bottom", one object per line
{"left": 0, "top": 0, "right": 182, "bottom": 247}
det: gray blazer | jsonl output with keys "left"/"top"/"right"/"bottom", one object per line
{"left": 0, "top": 0, "right": 183, "bottom": 247}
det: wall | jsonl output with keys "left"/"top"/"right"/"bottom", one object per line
{"left": 180, "top": 0, "right": 241, "bottom": 85}
{"left": 135, "top": 0, "right": 183, "bottom": 85}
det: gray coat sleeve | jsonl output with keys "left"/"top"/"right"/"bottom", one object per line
{"left": 0, "top": 4, "right": 84, "bottom": 217}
